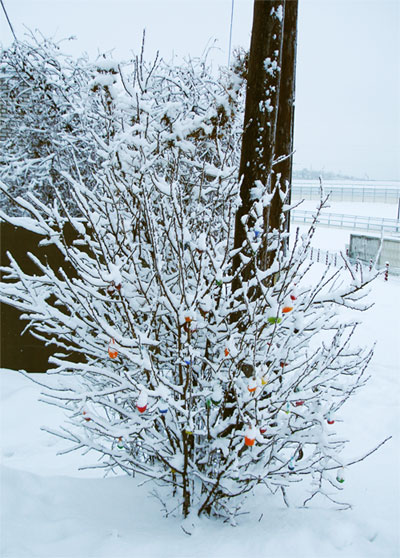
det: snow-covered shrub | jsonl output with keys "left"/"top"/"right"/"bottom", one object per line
{"left": 0, "top": 33, "right": 118, "bottom": 213}
{"left": 0, "top": 41, "right": 378, "bottom": 521}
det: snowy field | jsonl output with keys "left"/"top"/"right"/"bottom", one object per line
{"left": 1, "top": 206, "right": 400, "bottom": 558}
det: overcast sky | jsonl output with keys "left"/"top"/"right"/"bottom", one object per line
{"left": 1, "top": 0, "right": 399, "bottom": 180}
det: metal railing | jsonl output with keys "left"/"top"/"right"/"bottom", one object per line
{"left": 291, "top": 210, "right": 400, "bottom": 234}
{"left": 292, "top": 183, "right": 400, "bottom": 204}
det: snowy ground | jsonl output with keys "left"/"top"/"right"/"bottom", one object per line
{"left": 1, "top": 204, "right": 399, "bottom": 557}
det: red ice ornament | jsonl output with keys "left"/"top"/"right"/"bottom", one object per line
{"left": 82, "top": 410, "right": 91, "bottom": 422}
{"left": 290, "top": 294, "right": 297, "bottom": 301}
{"left": 260, "top": 425, "right": 267, "bottom": 435}
{"left": 295, "top": 400, "right": 305, "bottom": 407}
{"left": 224, "top": 348, "right": 230, "bottom": 357}
{"left": 327, "top": 412, "right": 335, "bottom": 425}
{"left": 108, "top": 339, "right": 118, "bottom": 359}
{"left": 136, "top": 390, "right": 148, "bottom": 413}
{"left": 244, "top": 427, "right": 256, "bottom": 447}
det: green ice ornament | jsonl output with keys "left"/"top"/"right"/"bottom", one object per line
{"left": 267, "top": 316, "right": 282, "bottom": 324}
{"left": 336, "top": 468, "right": 345, "bottom": 483}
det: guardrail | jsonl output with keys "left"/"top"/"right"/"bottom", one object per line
{"left": 292, "top": 185, "right": 400, "bottom": 204}
{"left": 291, "top": 210, "right": 400, "bottom": 234}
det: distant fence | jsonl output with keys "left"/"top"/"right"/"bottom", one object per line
{"left": 291, "top": 210, "right": 400, "bottom": 234}
{"left": 292, "top": 183, "right": 400, "bottom": 204}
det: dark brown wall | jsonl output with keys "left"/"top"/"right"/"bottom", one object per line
{"left": 0, "top": 222, "right": 69, "bottom": 372}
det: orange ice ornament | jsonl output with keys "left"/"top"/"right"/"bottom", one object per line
{"left": 244, "top": 426, "right": 257, "bottom": 447}
{"left": 108, "top": 339, "right": 118, "bottom": 359}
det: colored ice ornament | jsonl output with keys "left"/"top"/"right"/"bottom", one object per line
{"left": 259, "top": 425, "right": 267, "bottom": 435}
{"left": 224, "top": 348, "right": 230, "bottom": 357}
{"left": 282, "top": 291, "right": 295, "bottom": 313}
{"left": 136, "top": 390, "right": 148, "bottom": 413}
{"left": 295, "top": 400, "right": 305, "bottom": 407}
{"left": 288, "top": 457, "right": 295, "bottom": 471}
{"left": 117, "top": 437, "right": 124, "bottom": 449}
{"left": 261, "top": 376, "right": 268, "bottom": 386}
{"left": 336, "top": 467, "right": 345, "bottom": 483}
{"left": 82, "top": 410, "right": 91, "bottom": 422}
{"left": 267, "top": 316, "right": 282, "bottom": 324}
{"left": 108, "top": 339, "right": 118, "bottom": 359}
{"left": 158, "top": 400, "right": 168, "bottom": 414}
{"left": 282, "top": 305, "right": 293, "bottom": 314}
{"left": 327, "top": 412, "right": 335, "bottom": 425}
{"left": 247, "top": 377, "right": 257, "bottom": 393}
{"left": 211, "top": 386, "right": 222, "bottom": 405}
{"left": 244, "top": 427, "right": 256, "bottom": 447}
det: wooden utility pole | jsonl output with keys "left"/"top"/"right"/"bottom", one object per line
{"left": 232, "top": 0, "right": 298, "bottom": 287}
{"left": 269, "top": 0, "right": 298, "bottom": 238}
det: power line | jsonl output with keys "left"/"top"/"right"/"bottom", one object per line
{"left": 227, "top": 0, "right": 235, "bottom": 68}
{"left": 0, "top": 0, "right": 17, "bottom": 42}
